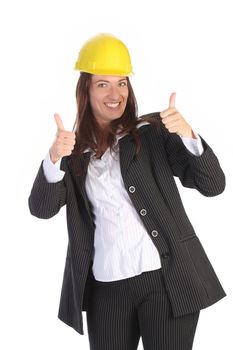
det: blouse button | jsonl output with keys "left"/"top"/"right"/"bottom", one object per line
{"left": 140, "top": 209, "right": 147, "bottom": 216}
{"left": 129, "top": 186, "right": 135, "bottom": 193}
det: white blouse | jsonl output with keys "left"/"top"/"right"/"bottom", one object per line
{"left": 43, "top": 122, "right": 203, "bottom": 281}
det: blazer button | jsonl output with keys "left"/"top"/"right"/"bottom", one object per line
{"left": 129, "top": 186, "right": 135, "bottom": 193}
{"left": 151, "top": 230, "right": 159, "bottom": 237}
{"left": 161, "top": 252, "right": 170, "bottom": 259}
{"left": 140, "top": 209, "right": 147, "bottom": 216}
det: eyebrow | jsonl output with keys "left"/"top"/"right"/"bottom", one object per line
{"left": 93, "top": 78, "right": 127, "bottom": 83}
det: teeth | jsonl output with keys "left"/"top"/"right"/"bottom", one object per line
{"left": 105, "top": 102, "right": 120, "bottom": 108}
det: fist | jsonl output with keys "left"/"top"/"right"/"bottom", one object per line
{"left": 160, "top": 93, "right": 195, "bottom": 138}
{"left": 49, "top": 114, "right": 76, "bottom": 164}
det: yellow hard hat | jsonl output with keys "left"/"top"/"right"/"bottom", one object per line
{"left": 74, "top": 33, "right": 133, "bottom": 76}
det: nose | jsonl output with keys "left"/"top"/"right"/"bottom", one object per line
{"left": 107, "top": 85, "right": 120, "bottom": 100}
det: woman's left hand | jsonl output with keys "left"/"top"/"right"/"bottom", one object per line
{"left": 160, "top": 93, "right": 196, "bottom": 138}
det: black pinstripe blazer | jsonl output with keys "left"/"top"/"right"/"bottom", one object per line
{"left": 28, "top": 112, "right": 226, "bottom": 335}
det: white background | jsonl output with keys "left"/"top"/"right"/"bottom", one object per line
{"left": 0, "top": 0, "right": 232, "bottom": 349}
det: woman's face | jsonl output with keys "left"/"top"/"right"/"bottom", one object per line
{"left": 89, "top": 75, "right": 129, "bottom": 129}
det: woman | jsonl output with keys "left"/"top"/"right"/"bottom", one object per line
{"left": 29, "top": 33, "right": 226, "bottom": 350}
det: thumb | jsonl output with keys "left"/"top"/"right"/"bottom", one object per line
{"left": 54, "top": 113, "right": 65, "bottom": 131}
{"left": 169, "top": 92, "right": 176, "bottom": 109}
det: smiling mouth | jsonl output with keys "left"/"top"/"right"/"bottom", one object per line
{"left": 104, "top": 102, "right": 121, "bottom": 108}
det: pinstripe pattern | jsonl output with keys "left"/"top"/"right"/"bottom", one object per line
{"left": 86, "top": 269, "right": 200, "bottom": 350}
{"left": 28, "top": 112, "right": 226, "bottom": 335}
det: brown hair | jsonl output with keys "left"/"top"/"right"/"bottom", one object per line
{"left": 70, "top": 72, "right": 159, "bottom": 176}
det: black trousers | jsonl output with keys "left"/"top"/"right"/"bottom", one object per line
{"left": 86, "top": 268, "right": 200, "bottom": 350}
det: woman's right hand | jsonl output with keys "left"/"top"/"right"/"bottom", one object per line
{"left": 49, "top": 113, "right": 76, "bottom": 164}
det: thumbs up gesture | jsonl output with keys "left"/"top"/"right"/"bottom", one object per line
{"left": 160, "top": 93, "right": 196, "bottom": 138}
{"left": 49, "top": 114, "right": 76, "bottom": 164}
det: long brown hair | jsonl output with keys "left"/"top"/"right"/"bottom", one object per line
{"left": 70, "top": 72, "right": 159, "bottom": 176}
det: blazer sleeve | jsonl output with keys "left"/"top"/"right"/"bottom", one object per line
{"left": 28, "top": 158, "right": 67, "bottom": 219}
{"left": 159, "top": 117, "right": 226, "bottom": 197}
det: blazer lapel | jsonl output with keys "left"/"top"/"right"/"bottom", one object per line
{"left": 119, "top": 124, "right": 150, "bottom": 179}
{"left": 78, "top": 152, "right": 92, "bottom": 202}
{"left": 119, "top": 135, "right": 136, "bottom": 179}
{"left": 68, "top": 152, "right": 94, "bottom": 223}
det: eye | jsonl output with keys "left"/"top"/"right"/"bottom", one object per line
{"left": 119, "top": 81, "right": 127, "bottom": 87}
{"left": 97, "top": 82, "right": 108, "bottom": 88}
